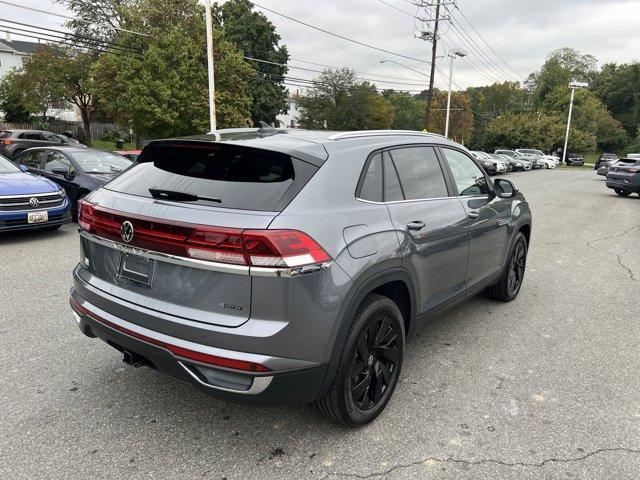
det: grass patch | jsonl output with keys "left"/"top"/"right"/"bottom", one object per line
{"left": 90, "top": 140, "right": 137, "bottom": 151}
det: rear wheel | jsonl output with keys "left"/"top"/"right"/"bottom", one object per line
{"left": 485, "top": 232, "right": 527, "bottom": 302}
{"left": 614, "top": 189, "right": 631, "bottom": 197}
{"left": 315, "top": 294, "right": 404, "bottom": 426}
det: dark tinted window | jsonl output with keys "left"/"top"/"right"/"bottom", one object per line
{"left": 388, "top": 147, "right": 448, "bottom": 200}
{"left": 106, "top": 143, "right": 317, "bottom": 212}
{"left": 358, "top": 153, "right": 383, "bottom": 202}
{"left": 442, "top": 148, "right": 490, "bottom": 196}
{"left": 0, "top": 131, "right": 12, "bottom": 139}
{"left": 383, "top": 152, "right": 403, "bottom": 201}
{"left": 18, "top": 132, "right": 43, "bottom": 140}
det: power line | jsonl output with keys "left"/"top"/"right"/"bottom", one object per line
{"left": 251, "top": 2, "right": 431, "bottom": 65}
{"left": 0, "top": 0, "right": 150, "bottom": 37}
{"left": 454, "top": 5, "right": 524, "bottom": 79}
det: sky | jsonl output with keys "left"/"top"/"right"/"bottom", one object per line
{"left": 5, "top": 0, "right": 640, "bottom": 92}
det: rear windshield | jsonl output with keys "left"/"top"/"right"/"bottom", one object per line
{"left": 0, "top": 131, "right": 12, "bottom": 138}
{"left": 105, "top": 142, "right": 318, "bottom": 212}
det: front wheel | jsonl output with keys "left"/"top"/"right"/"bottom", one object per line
{"left": 315, "top": 294, "right": 405, "bottom": 426}
{"left": 485, "top": 232, "right": 528, "bottom": 302}
{"left": 614, "top": 189, "right": 631, "bottom": 197}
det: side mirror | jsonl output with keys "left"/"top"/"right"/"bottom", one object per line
{"left": 493, "top": 178, "right": 518, "bottom": 198}
{"left": 18, "top": 164, "right": 28, "bottom": 172}
{"left": 51, "top": 166, "right": 70, "bottom": 175}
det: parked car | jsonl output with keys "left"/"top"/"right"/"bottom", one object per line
{"left": 564, "top": 153, "right": 585, "bottom": 166}
{"left": 594, "top": 153, "right": 618, "bottom": 171}
{"left": 495, "top": 150, "right": 532, "bottom": 170}
{"left": 0, "top": 129, "right": 71, "bottom": 159}
{"left": 606, "top": 156, "right": 640, "bottom": 197}
{"left": 56, "top": 134, "right": 86, "bottom": 148}
{"left": 69, "top": 129, "right": 532, "bottom": 426}
{"left": 470, "top": 151, "right": 508, "bottom": 175}
{"left": 13, "top": 147, "right": 132, "bottom": 217}
{"left": 515, "top": 149, "right": 558, "bottom": 168}
{"left": 491, "top": 154, "right": 515, "bottom": 172}
{"left": 0, "top": 154, "right": 71, "bottom": 232}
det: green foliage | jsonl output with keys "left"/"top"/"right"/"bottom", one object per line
{"left": 0, "top": 71, "right": 33, "bottom": 122}
{"left": 593, "top": 62, "right": 640, "bottom": 137}
{"left": 297, "top": 69, "right": 394, "bottom": 130}
{"left": 213, "top": 0, "right": 288, "bottom": 125}
{"left": 92, "top": 0, "right": 253, "bottom": 139}
{"left": 484, "top": 112, "right": 596, "bottom": 153}
{"left": 383, "top": 91, "right": 423, "bottom": 130}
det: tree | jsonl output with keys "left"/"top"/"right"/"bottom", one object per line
{"left": 92, "top": 0, "right": 253, "bottom": 140}
{"left": 428, "top": 90, "right": 473, "bottom": 144}
{"left": 593, "top": 62, "right": 640, "bottom": 137}
{"left": 55, "top": 0, "right": 134, "bottom": 43}
{"left": 213, "top": 0, "right": 289, "bottom": 125}
{"left": 297, "top": 69, "right": 395, "bottom": 130}
{"left": 529, "top": 48, "right": 597, "bottom": 105}
{"left": 383, "top": 91, "right": 423, "bottom": 130}
{"left": 0, "top": 71, "right": 34, "bottom": 122}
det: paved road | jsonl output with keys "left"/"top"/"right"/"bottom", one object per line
{"left": 1, "top": 169, "right": 639, "bottom": 480}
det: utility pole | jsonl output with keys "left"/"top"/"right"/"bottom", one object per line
{"left": 562, "top": 81, "right": 588, "bottom": 164}
{"left": 424, "top": 0, "right": 440, "bottom": 131}
{"left": 205, "top": 0, "right": 217, "bottom": 132}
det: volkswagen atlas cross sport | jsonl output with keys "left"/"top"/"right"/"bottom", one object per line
{"left": 69, "top": 129, "right": 532, "bottom": 426}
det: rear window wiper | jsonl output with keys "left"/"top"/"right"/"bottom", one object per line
{"left": 149, "top": 188, "right": 221, "bottom": 203}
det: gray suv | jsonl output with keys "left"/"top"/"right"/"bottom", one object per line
{"left": 69, "top": 129, "right": 531, "bottom": 426}
{"left": 0, "top": 129, "right": 70, "bottom": 158}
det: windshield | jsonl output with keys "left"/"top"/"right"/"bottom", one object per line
{"left": 497, "top": 150, "right": 517, "bottom": 157}
{"left": 0, "top": 156, "right": 20, "bottom": 173}
{"left": 521, "top": 149, "right": 544, "bottom": 156}
{"left": 73, "top": 150, "right": 132, "bottom": 173}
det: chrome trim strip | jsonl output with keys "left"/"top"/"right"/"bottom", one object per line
{"left": 80, "top": 231, "right": 250, "bottom": 275}
{"left": 327, "top": 130, "right": 448, "bottom": 141}
{"left": 178, "top": 361, "right": 273, "bottom": 395}
{"left": 0, "top": 191, "right": 64, "bottom": 199}
{"left": 80, "top": 231, "right": 331, "bottom": 278}
{"left": 0, "top": 198, "right": 63, "bottom": 206}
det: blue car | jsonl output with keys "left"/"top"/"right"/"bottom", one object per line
{"left": 0, "top": 155, "right": 71, "bottom": 232}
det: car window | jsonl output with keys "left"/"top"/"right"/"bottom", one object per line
{"left": 19, "top": 132, "right": 43, "bottom": 140}
{"left": 0, "top": 131, "right": 12, "bottom": 139}
{"left": 358, "top": 153, "right": 383, "bottom": 202}
{"left": 42, "top": 132, "right": 62, "bottom": 143}
{"left": 441, "top": 148, "right": 491, "bottom": 197}
{"left": 0, "top": 156, "right": 20, "bottom": 173}
{"left": 388, "top": 146, "right": 448, "bottom": 200}
{"left": 383, "top": 152, "right": 404, "bottom": 202}
{"left": 16, "top": 150, "right": 45, "bottom": 169}
{"left": 44, "top": 151, "right": 73, "bottom": 173}
{"left": 72, "top": 150, "right": 133, "bottom": 174}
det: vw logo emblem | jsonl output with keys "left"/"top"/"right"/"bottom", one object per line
{"left": 120, "top": 221, "right": 134, "bottom": 243}
{"left": 29, "top": 197, "right": 40, "bottom": 208}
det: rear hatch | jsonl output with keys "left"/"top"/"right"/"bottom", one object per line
{"left": 78, "top": 140, "right": 319, "bottom": 327}
{"left": 608, "top": 158, "right": 640, "bottom": 180}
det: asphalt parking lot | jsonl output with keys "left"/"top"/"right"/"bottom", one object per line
{"left": 1, "top": 169, "right": 639, "bottom": 480}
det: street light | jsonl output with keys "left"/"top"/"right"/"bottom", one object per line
{"left": 204, "top": 0, "right": 217, "bottom": 132}
{"left": 562, "top": 81, "right": 589, "bottom": 164}
{"left": 444, "top": 49, "right": 466, "bottom": 138}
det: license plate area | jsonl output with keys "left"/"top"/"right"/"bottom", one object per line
{"left": 28, "top": 211, "right": 48, "bottom": 224}
{"left": 117, "top": 253, "right": 155, "bottom": 289}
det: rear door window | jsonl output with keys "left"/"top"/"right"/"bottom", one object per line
{"left": 105, "top": 142, "right": 318, "bottom": 212}
{"left": 388, "top": 146, "right": 448, "bottom": 200}
{"left": 358, "top": 153, "right": 383, "bottom": 202}
{"left": 383, "top": 152, "right": 404, "bottom": 202}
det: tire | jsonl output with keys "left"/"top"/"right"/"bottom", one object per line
{"left": 614, "top": 189, "right": 631, "bottom": 197}
{"left": 315, "top": 294, "right": 405, "bottom": 427}
{"left": 485, "top": 232, "right": 528, "bottom": 302}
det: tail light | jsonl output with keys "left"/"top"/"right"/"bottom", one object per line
{"left": 1, "top": 139, "right": 11, "bottom": 145}
{"left": 78, "top": 200, "right": 331, "bottom": 268}
{"left": 621, "top": 167, "right": 640, "bottom": 173}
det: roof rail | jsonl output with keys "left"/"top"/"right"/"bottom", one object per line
{"left": 326, "top": 130, "right": 449, "bottom": 141}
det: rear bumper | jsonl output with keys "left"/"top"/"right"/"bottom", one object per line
{"left": 69, "top": 287, "right": 328, "bottom": 405}
{"left": 606, "top": 179, "right": 640, "bottom": 193}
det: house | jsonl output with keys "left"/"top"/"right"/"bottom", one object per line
{"left": 0, "top": 35, "right": 80, "bottom": 122}
{"left": 0, "top": 37, "right": 43, "bottom": 78}
{"left": 276, "top": 95, "right": 302, "bottom": 128}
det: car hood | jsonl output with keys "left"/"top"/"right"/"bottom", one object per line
{"left": 0, "top": 172, "right": 61, "bottom": 195}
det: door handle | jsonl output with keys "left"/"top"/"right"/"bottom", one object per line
{"left": 406, "top": 220, "right": 426, "bottom": 231}
{"left": 467, "top": 211, "right": 479, "bottom": 219}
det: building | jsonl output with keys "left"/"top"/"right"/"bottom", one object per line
{"left": 0, "top": 37, "right": 42, "bottom": 78}
{"left": 0, "top": 36, "right": 80, "bottom": 122}
{"left": 276, "top": 95, "right": 302, "bottom": 128}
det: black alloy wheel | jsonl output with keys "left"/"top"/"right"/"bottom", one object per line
{"left": 350, "top": 316, "right": 401, "bottom": 411}
{"left": 507, "top": 241, "right": 526, "bottom": 297}
{"left": 485, "top": 231, "right": 528, "bottom": 302}
{"left": 614, "top": 189, "right": 631, "bottom": 197}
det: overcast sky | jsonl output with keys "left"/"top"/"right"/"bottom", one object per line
{"left": 7, "top": 0, "right": 640, "bottom": 91}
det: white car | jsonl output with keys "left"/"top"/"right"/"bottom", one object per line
{"left": 516, "top": 149, "right": 558, "bottom": 168}
{"left": 471, "top": 151, "right": 508, "bottom": 174}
